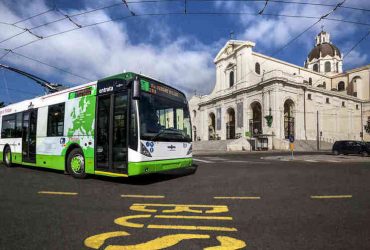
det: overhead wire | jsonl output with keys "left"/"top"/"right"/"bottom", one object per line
{"left": 7, "top": 8, "right": 370, "bottom": 52}
{"left": 125, "top": 0, "right": 370, "bottom": 12}
{"left": 343, "top": 29, "right": 370, "bottom": 58}
{"left": 311, "top": 28, "right": 370, "bottom": 88}
{"left": 1, "top": 69, "right": 13, "bottom": 103}
{"left": 0, "top": 49, "right": 92, "bottom": 82}
{"left": 0, "top": 1, "right": 125, "bottom": 45}
{"left": 0, "top": 0, "right": 366, "bottom": 95}
{"left": 54, "top": 7, "right": 82, "bottom": 28}
{"left": 232, "top": 0, "right": 347, "bottom": 89}
{"left": 122, "top": 0, "right": 137, "bottom": 16}
{"left": 0, "top": 0, "right": 369, "bottom": 47}
{"left": 258, "top": 0, "right": 269, "bottom": 15}
{"left": 12, "top": 8, "right": 54, "bottom": 25}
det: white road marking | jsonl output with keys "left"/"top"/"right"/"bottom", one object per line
{"left": 305, "top": 160, "right": 318, "bottom": 162}
{"left": 203, "top": 157, "right": 228, "bottom": 161}
{"left": 193, "top": 158, "right": 214, "bottom": 163}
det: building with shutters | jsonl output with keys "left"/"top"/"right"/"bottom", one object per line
{"left": 189, "top": 31, "right": 370, "bottom": 150}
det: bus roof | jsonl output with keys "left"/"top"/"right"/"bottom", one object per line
{"left": 0, "top": 72, "right": 186, "bottom": 114}
{"left": 99, "top": 72, "right": 187, "bottom": 98}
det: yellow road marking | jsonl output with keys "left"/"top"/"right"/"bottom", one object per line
{"left": 95, "top": 171, "right": 128, "bottom": 177}
{"left": 121, "top": 195, "right": 165, "bottom": 199}
{"left": 131, "top": 203, "right": 228, "bottom": 207}
{"left": 147, "top": 224, "right": 237, "bottom": 232}
{"left": 106, "top": 234, "right": 210, "bottom": 250}
{"left": 85, "top": 231, "right": 129, "bottom": 249}
{"left": 38, "top": 191, "right": 78, "bottom": 196}
{"left": 214, "top": 196, "right": 261, "bottom": 200}
{"left": 114, "top": 215, "right": 150, "bottom": 228}
{"left": 311, "top": 195, "right": 352, "bottom": 199}
{"left": 130, "top": 203, "right": 229, "bottom": 214}
{"left": 155, "top": 215, "right": 233, "bottom": 221}
{"left": 204, "top": 236, "right": 247, "bottom": 250}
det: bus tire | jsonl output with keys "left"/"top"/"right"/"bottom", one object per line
{"left": 3, "top": 147, "right": 12, "bottom": 168}
{"left": 67, "top": 148, "right": 87, "bottom": 179}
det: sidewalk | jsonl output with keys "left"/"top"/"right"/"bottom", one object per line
{"left": 193, "top": 149, "right": 330, "bottom": 156}
{"left": 261, "top": 154, "right": 370, "bottom": 163}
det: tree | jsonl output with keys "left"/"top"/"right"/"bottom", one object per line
{"left": 0, "top": 101, "right": 5, "bottom": 108}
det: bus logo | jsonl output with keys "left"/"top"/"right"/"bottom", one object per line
{"left": 99, "top": 86, "right": 113, "bottom": 94}
{"left": 168, "top": 145, "right": 176, "bottom": 151}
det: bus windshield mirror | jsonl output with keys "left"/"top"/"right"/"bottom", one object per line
{"left": 132, "top": 78, "right": 141, "bottom": 100}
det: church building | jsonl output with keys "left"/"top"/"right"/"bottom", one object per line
{"left": 189, "top": 31, "right": 370, "bottom": 150}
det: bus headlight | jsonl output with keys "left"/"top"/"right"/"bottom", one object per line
{"left": 141, "top": 142, "right": 152, "bottom": 157}
{"left": 187, "top": 144, "right": 192, "bottom": 155}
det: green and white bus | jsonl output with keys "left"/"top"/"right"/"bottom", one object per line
{"left": 0, "top": 72, "right": 193, "bottom": 178}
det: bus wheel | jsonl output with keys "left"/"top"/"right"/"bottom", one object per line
{"left": 3, "top": 147, "right": 12, "bottom": 168}
{"left": 67, "top": 148, "right": 86, "bottom": 179}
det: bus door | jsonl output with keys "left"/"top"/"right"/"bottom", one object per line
{"left": 96, "top": 90, "right": 128, "bottom": 172}
{"left": 22, "top": 109, "right": 37, "bottom": 163}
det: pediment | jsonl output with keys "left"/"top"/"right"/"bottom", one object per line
{"left": 214, "top": 40, "right": 255, "bottom": 63}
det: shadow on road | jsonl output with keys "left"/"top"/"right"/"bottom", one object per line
{"left": 92, "top": 165, "right": 198, "bottom": 185}
{"left": 6, "top": 163, "right": 198, "bottom": 186}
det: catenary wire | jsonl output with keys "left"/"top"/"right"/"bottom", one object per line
{"left": 125, "top": 0, "right": 370, "bottom": 12}
{"left": 1, "top": 0, "right": 369, "bottom": 47}
{"left": 0, "top": 49, "right": 92, "bottom": 82}
{"left": 12, "top": 8, "right": 55, "bottom": 25}
{"left": 232, "top": 0, "right": 347, "bottom": 88}
{"left": 311, "top": 29, "right": 370, "bottom": 88}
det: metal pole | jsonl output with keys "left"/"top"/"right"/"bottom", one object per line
{"left": 317, "top": 110, "right": 320, "bottom": 151}
{"left": 361, "top": 102, "right": 364, "bottom": 141}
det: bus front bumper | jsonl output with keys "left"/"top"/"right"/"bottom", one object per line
{"left": 128, "top": 158, "right": 193, "bottom": 176}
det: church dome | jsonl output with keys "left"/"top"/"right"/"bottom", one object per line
{"left": 308, "top": 43, "right": 341, "bottom": 61}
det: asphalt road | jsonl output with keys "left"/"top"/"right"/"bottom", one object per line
{"left": 1, "top": 152, "right": 370, "bottom": 250}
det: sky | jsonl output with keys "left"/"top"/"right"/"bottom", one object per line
{"left": 0, "top": 0, "right": 369, "bottom": 104}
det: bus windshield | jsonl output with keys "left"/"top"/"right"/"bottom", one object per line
{"left": 139, "top": 92, "right": 191, "bottom": 142}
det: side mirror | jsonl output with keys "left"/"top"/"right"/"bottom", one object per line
{"left": 132, "top": 78, "right": 141, "bottom": 100}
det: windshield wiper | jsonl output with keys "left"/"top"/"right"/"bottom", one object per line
{"left": 152, "top": 128, "right": 185, "bottom": 141}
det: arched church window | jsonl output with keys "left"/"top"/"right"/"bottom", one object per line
{"left": 255, "top": 63, "right": 261, "bottom": 75}
{"left": 313, "top": 64, "right": 319, "bottom": 72}
{"left": 229, "top": 71, "right": 234, "bottom": 87}
{"left": 338, "top": 81, "right": 345, "bottom": 91}
{"left": 325, "top": 62, "right": 331, "bottom": 72}
{"left": 323, "top": 82, "right": 326, "bottom": 88}
{"left": 309, "top": 78, "right": 312, "bottom": 85}
{"left": 336, "top": 62, "right": 339, "bottom": 72}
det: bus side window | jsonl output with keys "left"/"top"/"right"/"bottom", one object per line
{"left": 1, "top": 114, "right": 16, "bottom": 138}
{"left": 47, "top": 103, "right": 65, "bottom": 137}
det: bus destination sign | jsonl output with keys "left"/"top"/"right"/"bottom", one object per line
{"left": 140, "top": 79, "right": 181, "bottom": 98}
{"left": 69, "top": 87, "right": 92, "bottom": 99}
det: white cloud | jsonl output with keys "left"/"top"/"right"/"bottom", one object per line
{"left": 213, "top": 0, "right": 363, "bottom": 52}
{"left": 0, "top": 0, "right": 215, "bottom": 96}
{"left": 343, "top": 49, "right": 368, "bottom": 69}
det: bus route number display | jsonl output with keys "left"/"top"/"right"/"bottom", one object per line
{"left": 141, "top": 79, "right": 180, "bottom": 98}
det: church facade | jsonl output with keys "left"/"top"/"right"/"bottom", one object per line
{"left": 189, "top": 31, "right": 370, "bottom": 150}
